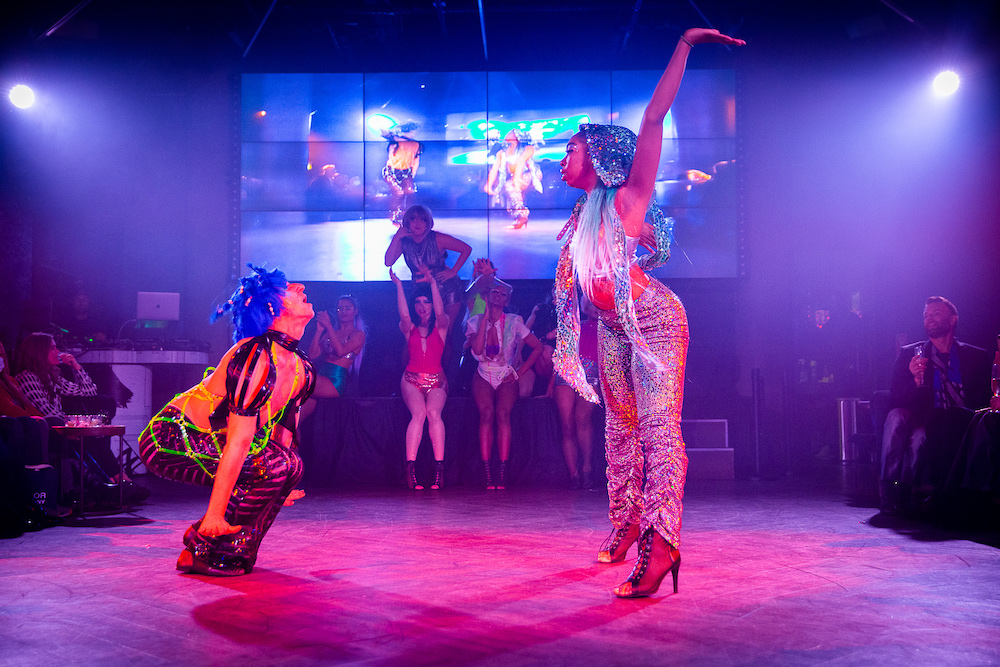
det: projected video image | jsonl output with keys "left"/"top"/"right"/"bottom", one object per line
{"left": 242, "top": 73, "right": 364, "bottom": 142}
{"left": 363, "top": 140, "right": 489, "bottom": 217}
{"left": 363, "top": 72, "right": 487, "bottom": 142}
{"left": 613, "top": 70, "right": 737, "bottom": 139}
{"left": 241, "top": 69, "right": 739, "bottom": 281}
{"left": 242, "top": 142, "right": 365, "bottom": 213}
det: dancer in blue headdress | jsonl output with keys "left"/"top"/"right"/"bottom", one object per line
{"left": 139, "top": 266, "right": 316, "bottom": 576}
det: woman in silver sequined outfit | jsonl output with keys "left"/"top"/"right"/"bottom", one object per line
{"left": 553, "top": 28, "right": 744, "bottom": 598}
{"left": 385, "top": 204, "right": 472, "bottom": 337}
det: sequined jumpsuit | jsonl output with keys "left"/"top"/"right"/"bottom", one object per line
{"left": 555, "top": 202, "right": 689, "bottom": 550}
{"left": 138, "top": 330, "right": 316, "bottom": 574}
{"left": 597, "top": 276, "right": 688, "bottom": 549}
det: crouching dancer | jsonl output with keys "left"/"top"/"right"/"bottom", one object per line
{"left": 139, "top": 265, "right": 316, "bottom": 575}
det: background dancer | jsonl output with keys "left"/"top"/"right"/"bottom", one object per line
{"left": 139, "top": 266, "right": 316, "bottom": 576}
{"left": 391, "top": 266, "right": 450, "bottom": 491}
{"left": 300, "top": 295, "right": 367, "bottom": 423}
{"left": 466, "top": 279, "right": 542, "bottom": 489}
{"left": 553, "top": 28, "right": 745, "bottom": 598}
{"left": 385, "top": 204, "right": 472, "bottom": 376}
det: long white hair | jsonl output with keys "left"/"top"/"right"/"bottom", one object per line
{"left": 569, "top": 184, "right": 624, "bottom": 305}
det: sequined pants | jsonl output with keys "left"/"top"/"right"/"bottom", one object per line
{"left": 383, "top": 166, "right": 414, "bottom": 225}
{"left": 598, "top": 279, "right": 688, "bottom": 548}
{"left": 504, "top": 179, "right": 529, "bottom": 219}
{"left": 138, "top": 406, "right": 303, "bottom": 573}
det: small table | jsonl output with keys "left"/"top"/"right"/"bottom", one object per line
{"left": 51, "top": 424, "right": 127, "bottom": 517}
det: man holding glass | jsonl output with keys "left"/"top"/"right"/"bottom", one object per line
{"left": 879, "top": 297, "right": 991, "bottom": 515}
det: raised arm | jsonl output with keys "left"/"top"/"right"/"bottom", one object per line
{"left": 390, "top": 268, "right": 414, "bottom": 337}
{"left": 618, "top": 28, "right": 745, "bottom": 234}
{"left": 429, "top": 270, "right": 450, "bottom": 337}
{"left": 465, "top": 258, "right": 496, "bottom": 298}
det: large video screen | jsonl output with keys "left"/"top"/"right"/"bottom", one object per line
{"left": 241, "top": 70, "right": 738, "bottom": 281}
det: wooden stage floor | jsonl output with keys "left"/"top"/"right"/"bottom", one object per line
{"left": 2, "top": 469, "right": 999, "bottom": 666}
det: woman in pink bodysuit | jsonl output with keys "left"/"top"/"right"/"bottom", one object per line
{"left": 390, "top": 265, "right": 450, "bottom": 490}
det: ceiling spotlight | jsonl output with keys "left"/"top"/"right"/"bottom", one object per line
{"left": 932, "top": 71, "right": 960, "bottom": 98}
{"left": 9, "top": 84, "right": 35, "bottom": 109}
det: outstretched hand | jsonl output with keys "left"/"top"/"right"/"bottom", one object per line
{"left": 389, "top": 267, "right": 402, "bottom": 284}
{"left": 683, "top": 28, "right": 746, "bottom": 47}
{"left": 473, "top": 257, "right": 496, "bottom": 278}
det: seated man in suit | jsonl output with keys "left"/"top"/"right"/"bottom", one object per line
{"left": 879, "top": 296, "right": 991, "bottom": 515}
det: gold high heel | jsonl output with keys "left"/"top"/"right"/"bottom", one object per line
{"left": 613, "top": 527, "right": 680, "bottom": 598}
{"left": 598, "top": 524, "right": 639, "bottom": 563}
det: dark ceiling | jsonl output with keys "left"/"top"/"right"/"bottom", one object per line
{"left": 2, "top": 1, "right": 997, "bottom": 72}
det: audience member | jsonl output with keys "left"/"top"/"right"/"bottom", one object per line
{"left": 879, "top": 297, "right": 991, "bottom": 515}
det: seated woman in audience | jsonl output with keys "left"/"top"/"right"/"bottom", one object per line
{"left": 139, "top": 266, "right": 316, "bottom": 576}
{"left": 14, "top": 333, "right": 96, "bottom": 420}
{"left": 14, "top": 333, "right": 122, "bottom": 478}
{"left": 466, "top": 280, "right": 542, "bottom": 489}
{"left": 299, "top": 295, "right": 366, "bottom": 422}
{"left": 391, "top": 265, "right": 450, "bottom": 490}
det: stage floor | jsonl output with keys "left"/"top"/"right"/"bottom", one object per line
{"left": 2, "top": 469, "right": 999, "bottom": 666}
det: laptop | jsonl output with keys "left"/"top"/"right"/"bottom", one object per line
{"left": 136, "top": 292, "right": 180, "bottom": 322}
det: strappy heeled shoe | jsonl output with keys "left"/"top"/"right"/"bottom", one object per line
{"left": 431, "top": 460, "right": 444, "bottom": 490}
{"left": 613, "top": 527, "right": 681, "bottom": 598}
{"left": 484, "top": 461, "right": 495, "bottom": 490}
{"left": 406, "top": 461, "right": 423, "bottom": 490}
{"left": 496, "top": 461, "right": 508, "bottom": 490}
{"left": 598, "top": 524, "right": 639, "bottom": 563}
